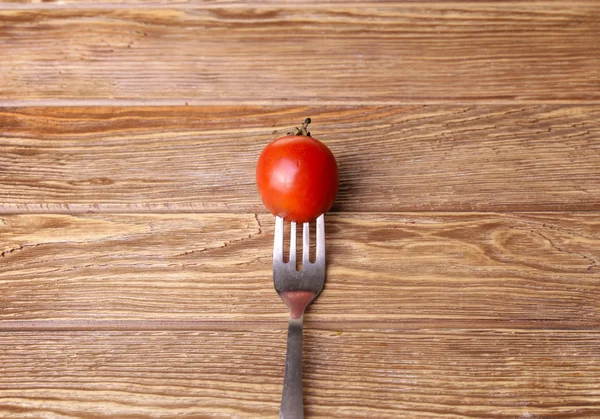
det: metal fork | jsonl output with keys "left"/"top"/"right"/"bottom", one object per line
{"left": 273, "top": 214, "right": 326, "bottom": 419}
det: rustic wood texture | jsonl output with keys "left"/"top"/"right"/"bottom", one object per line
{"left": 1, "top": 329, "right": 599, "bottom": 418}
{"left": 1, "top": 212, "right": 599, "bottom": 328}
{"left": 2, "top": 1, "right": 600, "bottom": 417}
{"left": 1, "top": 3, "right": 599, "bottom": 102}
{"left": 2, "top": 105, "right": 600, "bottom": 213}
{"left": 5, "top": 0, "right": 576, "bottom": 5}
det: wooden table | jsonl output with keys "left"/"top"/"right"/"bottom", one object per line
{"left": 1, "top": 1, "right": 599, "bottom": 417}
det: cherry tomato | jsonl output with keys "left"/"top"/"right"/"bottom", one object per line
{"left": 256, "top": 119, "right": 339, "bottom": 223}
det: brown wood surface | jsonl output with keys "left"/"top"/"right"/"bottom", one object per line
{"left": 2, "top": 105, "right": 600, "bottom": 213}
{"left": 2, "top": 0, "right": 579, "bottom": 4}
{"left": 1, "top": 329, "right": 599, "bottom": 418}
{"left": 2, "top": 0, "right": 600, "bottom": 417}
{"left": 1, "top": 212, "right": 599, "bottom": 328}
{"left": 1, "top": 2, "right": 599, "bottom": 102}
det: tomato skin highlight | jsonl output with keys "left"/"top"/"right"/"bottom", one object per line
{"left": 256, "top": 135, "right": 339, "bottom": 223}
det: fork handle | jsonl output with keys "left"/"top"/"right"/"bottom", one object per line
{"left": 280, "top": 317, "right": 304, "bottom": 419}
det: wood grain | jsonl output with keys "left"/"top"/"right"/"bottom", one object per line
{"left": 2, "top": 1, "right": 599, "bottom": 417}
{"left": 1, "top": 329, "right": 599, "bottom": 418}
{"left": 2, "top": 105, "right": 600, "bottom": 213}
{"left": 1, "top": 3, "right": 599, "bottom": 102}
{"left": 1, "top": 212, "right": 599, "bottom": 328}
{"left": 1, "top": 0, "right": 577, "bottom": 5}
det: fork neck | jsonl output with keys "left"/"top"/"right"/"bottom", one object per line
{"left": 280, "top": 290, "right": 315, "bottom": 320}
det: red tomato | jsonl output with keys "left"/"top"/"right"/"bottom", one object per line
{"left": 256, "top": 120, "right": 338, "bottom": 223}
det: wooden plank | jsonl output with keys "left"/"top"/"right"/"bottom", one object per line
{"left": 1, "top": 105, "right": 600, "bottom": 213}
{"left": 1, "top": 329, "right": 599, "bottom": 418}
{"left": 1, "top": 212, "right": 599, "bottom": 327}
{"left": 1, "top": 0, "right": 576, "bottom": 6}
{"left": 0, "top": 3, "right": 598, "bottom": 102}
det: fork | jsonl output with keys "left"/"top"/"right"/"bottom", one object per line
{"left": 273, "top": 214, "right": 326, "bottom": 419}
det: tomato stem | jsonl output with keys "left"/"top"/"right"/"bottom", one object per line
{"left": 288, "top": 118, "right": 312, "bottom": 137}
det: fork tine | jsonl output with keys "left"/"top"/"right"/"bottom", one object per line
{"left": 274, "top": 216, "right": 284, "bottom": 262}
{"left": 302, "top": 222, "right": 310, "bottom": 266}
{"left": 289, "top": 221, "right": 297, "bottom": 267}
{"left": 316, "top": 214, "right": 325, "bottom": 264}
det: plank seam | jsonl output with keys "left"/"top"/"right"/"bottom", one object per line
{"left": 1, "top": 319, "right": 598, "bottom": 332}
{"left": 2, "top": 100, "right": 600, "bottom": 107}
{"left": 0, "top": 1, "right": 596, "bottom": 12}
